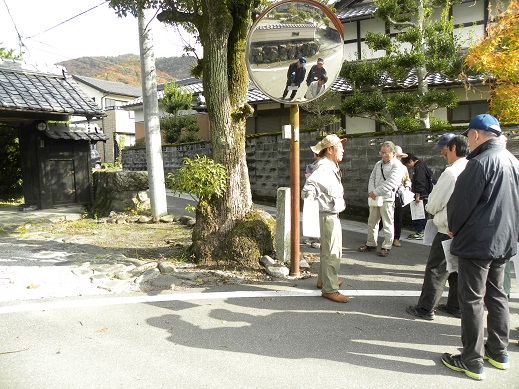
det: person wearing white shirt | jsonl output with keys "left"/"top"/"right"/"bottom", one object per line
{"left": 302, "top": 134, "right": 348, "bottom": 303}
{"left": 406, "top": 135, "right": 469, "bottom": 321}
{"left": 305, "top": 74, "right": 327, "bottom": 99}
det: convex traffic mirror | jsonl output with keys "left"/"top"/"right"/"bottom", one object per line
{"left": 246, "top": 0, "right": 344, "bottom": 104}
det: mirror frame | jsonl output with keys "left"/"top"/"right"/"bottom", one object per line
{"left": 246, "top": 0, "right": 345, "bottom": 105}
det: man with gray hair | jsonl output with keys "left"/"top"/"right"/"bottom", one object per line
{"left": 358, "top": 141, "right": 404, "bottom": 257}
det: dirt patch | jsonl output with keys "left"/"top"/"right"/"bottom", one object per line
{"left": 36, "top": 217, "right": 279, "bottom": 284}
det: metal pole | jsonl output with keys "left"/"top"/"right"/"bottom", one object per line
{"left": 290, "top": 104, "right": 300, "bottom": 276}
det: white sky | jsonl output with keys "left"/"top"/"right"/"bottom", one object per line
{"left": 0, "top": 0, "right": 201, "bottom": 66}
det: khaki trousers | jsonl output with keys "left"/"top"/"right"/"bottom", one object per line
{"left": 366, "top": 201, "right": 395, "bottom": 249}
{"left": 318, "top": 213, "right": 343, "bottom": 293}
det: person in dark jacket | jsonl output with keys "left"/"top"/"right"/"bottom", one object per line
{"left": 281, "top": 57, "right": 307, "bottom": 100}
{"left": 306, "top": 57, "right": 327, "bottom": 86}
{"left": 441, "top": 114, "right": 519, "bottom": 381}
{"left": 401, "top": 153, "right": 434, "bottom": 239}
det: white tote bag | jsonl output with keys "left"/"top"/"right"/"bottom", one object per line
{"left": 302, "top": 198, "right": 320, "bottom": 238}
{"left": 368, "top": 196, "right": 383, "bottom": 207}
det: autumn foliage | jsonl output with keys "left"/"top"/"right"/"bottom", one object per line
{"left": 465, "top": 0, "right": 519, "bottom": 124}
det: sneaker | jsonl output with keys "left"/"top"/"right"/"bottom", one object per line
{"left": 484, "top": 345, "right": 510, "bottom": 370}
{"left": 441, "top": 353, "right": 486, "bottom": 380}
{"left": 436, "top": 304, "right": 461, "bottom": 319}
{"left": 407, "top": 232, "right": 424, "bottom": 240}
{"left": 311, "top": 242, "right": 321, "bottom": 249}
{"left": 406, "top": 305, "right": 435, "bottom": 320}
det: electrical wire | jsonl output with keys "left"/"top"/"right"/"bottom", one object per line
{"left": 25, "top": 1, "right": 107, "bottom": 40}
{"left": 2, "top": 0, "right": 26, "bottom": 53}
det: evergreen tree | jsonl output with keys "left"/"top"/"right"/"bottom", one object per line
{"left": 340, "top": 0, "right": 463, "bottom": 131}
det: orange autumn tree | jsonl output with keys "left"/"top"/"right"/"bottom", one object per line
{"left": 465, "top": 0, "right": 519, "bottom": 124}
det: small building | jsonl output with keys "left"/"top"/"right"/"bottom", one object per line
{"left": 72, "top": 75, "right": 142, "bottom": 163}
{"left": 0, "top": 59, "right": 106, "bottom": 209}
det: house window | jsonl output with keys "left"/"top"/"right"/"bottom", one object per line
{"left": 104, "top": 99, "right": 126, "bottom": 109}
{"left": 449, "top": 101, "right": 490, "bottom": 123}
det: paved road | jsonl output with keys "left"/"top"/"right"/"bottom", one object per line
{"left": 1, "top": 196, "right": 518, "bottom": 388}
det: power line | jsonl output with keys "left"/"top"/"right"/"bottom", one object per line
{"left": 2, "top": 0, "right": 26, "bottom": 53}
{"left": 25, "top": 1, "right": 107, "bottom": 40}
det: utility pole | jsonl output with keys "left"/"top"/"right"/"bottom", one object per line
{"left": 138, "top": 8, "right": 167, "bottom": 219}
{"left": 289, "top": 104, "right": 300, "bottom": 276}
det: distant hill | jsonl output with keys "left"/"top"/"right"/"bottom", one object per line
{"left": 58, "top": 54, "right": 197, "bottom": 86}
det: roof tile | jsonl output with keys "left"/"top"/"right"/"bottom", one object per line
{"left": 0, "top": 59, "right": 104, "bottom": 118}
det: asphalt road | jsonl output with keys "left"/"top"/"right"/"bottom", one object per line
{"left": 1, "top": 195, "right": 518, "bottom": 388}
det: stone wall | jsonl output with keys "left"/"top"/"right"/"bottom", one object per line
{"left": 122, "top": 129, "right": 519, "bottom": 219}
{"left": 92, "top": 170, "right": 150, "bottom": 217}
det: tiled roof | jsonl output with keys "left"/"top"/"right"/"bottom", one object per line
{"left": 43, "top": 123, "right": 109, "bottom": 142}
{"left": 330, "top": 71, "right": 486, "bottom": 93}
{"left": 335, "top": 2, "right": 377, "bottom": 20}
{"left": 123, "top": 71, "right": 484, "bottom": 107}
{"left": 124, "top": 77, "right": 271, "bottom": 108}
{"left": 256, "top": 23, "right": 317, "bottom": 30}
{"left": 0, "top": 59, "right": 104, "bottom": 118}
{"left": 72, "top": 75, "right": 142, "bottom": 97}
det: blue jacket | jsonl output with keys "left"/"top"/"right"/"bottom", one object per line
{"left": 447, "top": 138, "right": 519, "bottom": 259}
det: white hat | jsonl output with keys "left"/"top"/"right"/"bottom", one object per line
{"left": 395, "top": 146, "right": 408, "bottom": 158}
{"left": 310, "top": 134, "right": 347, "bottom": 154}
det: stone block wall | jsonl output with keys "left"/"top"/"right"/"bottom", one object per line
{"left": 122, "top": 129, "right": 519, "bottom": 219}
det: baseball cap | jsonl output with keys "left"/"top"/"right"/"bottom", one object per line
{"left": 310, "top": 134, "right": 347, "bottom": 153}
{"left": 395, "top": 146, "right": 408, "bottom": 158}
{"left": 462, "top": 114, "right": 502, "bottom": 136}
{"left": 433, "top": 132, "right": 455, "bottom": 151}
{"left": 317, "top": 57, "right": 324, "bottom": 64}
{"left": 299, "top": 57, "right": 306, "bottom": 65}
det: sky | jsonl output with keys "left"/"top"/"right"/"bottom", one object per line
{"left": 0, "top": 0, "right": 201, "bottom": 66}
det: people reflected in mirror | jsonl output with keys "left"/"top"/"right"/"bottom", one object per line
{"left": 281, "top": 57, "right": 306, "bottom": 101}
{"left": 305, "top": 74, "right": 328, "bottom": 99}
{"left": 306, "top": 57, "right": 327, "bottom": 86}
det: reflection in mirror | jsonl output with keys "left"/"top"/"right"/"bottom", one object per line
{"left": 246, "top": 0, "right": 344, "bottom": 104}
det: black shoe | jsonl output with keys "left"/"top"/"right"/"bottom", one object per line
{"left": 441, "top": 353, "right": 486, "bottom": 380}
{"left": 406, "top": 305, "right": 435, "bottom": 320}
{"left": 484, "top": 344, "right": 510, "bottom": 370}
{"left": 436, "top": 304, "right": 461, "bottom": 319}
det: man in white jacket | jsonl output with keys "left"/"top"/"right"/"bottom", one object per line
{"left": 406, "top": 135, "right": 469, "bottom": 320}
{"left": 302, "top": 134, "right": 349, "bottom": 303}
{"left": 358, "top": 141, "right": 404, "bottom": 257}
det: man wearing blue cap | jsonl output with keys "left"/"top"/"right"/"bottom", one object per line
{"left": 433, "top": 132, "right": 455, "bottom": 157}
{"left": 281, "top": 57, "right": 307, "bottom": 101}
{"left": 442, "top": 114, "right": 519, "bottom": 380}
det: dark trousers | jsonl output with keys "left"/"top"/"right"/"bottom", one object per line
{"left": 417, "top": 233, "right": 458, "bottom": 312}
{"left": 282, "top": 83, "right": 298, "bottom": 100}
{"left": 394, "top": 195, "right": 403, "bottom": 239}
{"left": 412, "top": 198, "right": 427, "bottom": 233}
{"left": 458, "top": 258, "right": 509, "bottom": 367}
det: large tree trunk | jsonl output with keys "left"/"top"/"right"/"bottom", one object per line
{"left": 189, "top": 0, "right": 274, "bottom": 267}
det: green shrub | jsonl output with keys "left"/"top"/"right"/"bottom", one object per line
{"left": 0, "top": 125, "right": 22, "bottom": 199}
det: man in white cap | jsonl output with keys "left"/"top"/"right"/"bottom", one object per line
{"left": 442, "top": 114, "right": 519, "bottom": 380}
{"left": 306, "top": 57, "right": 327, "bottom": 86}
{"left": 302, "top": 134, "right": 349, "bottom": 303}
{"left": 392, "top": 145, "right": 411, "bottom": 247}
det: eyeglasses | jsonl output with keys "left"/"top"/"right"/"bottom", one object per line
{"left": 379, "top": 151, "right": 393, "bottom": 156}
